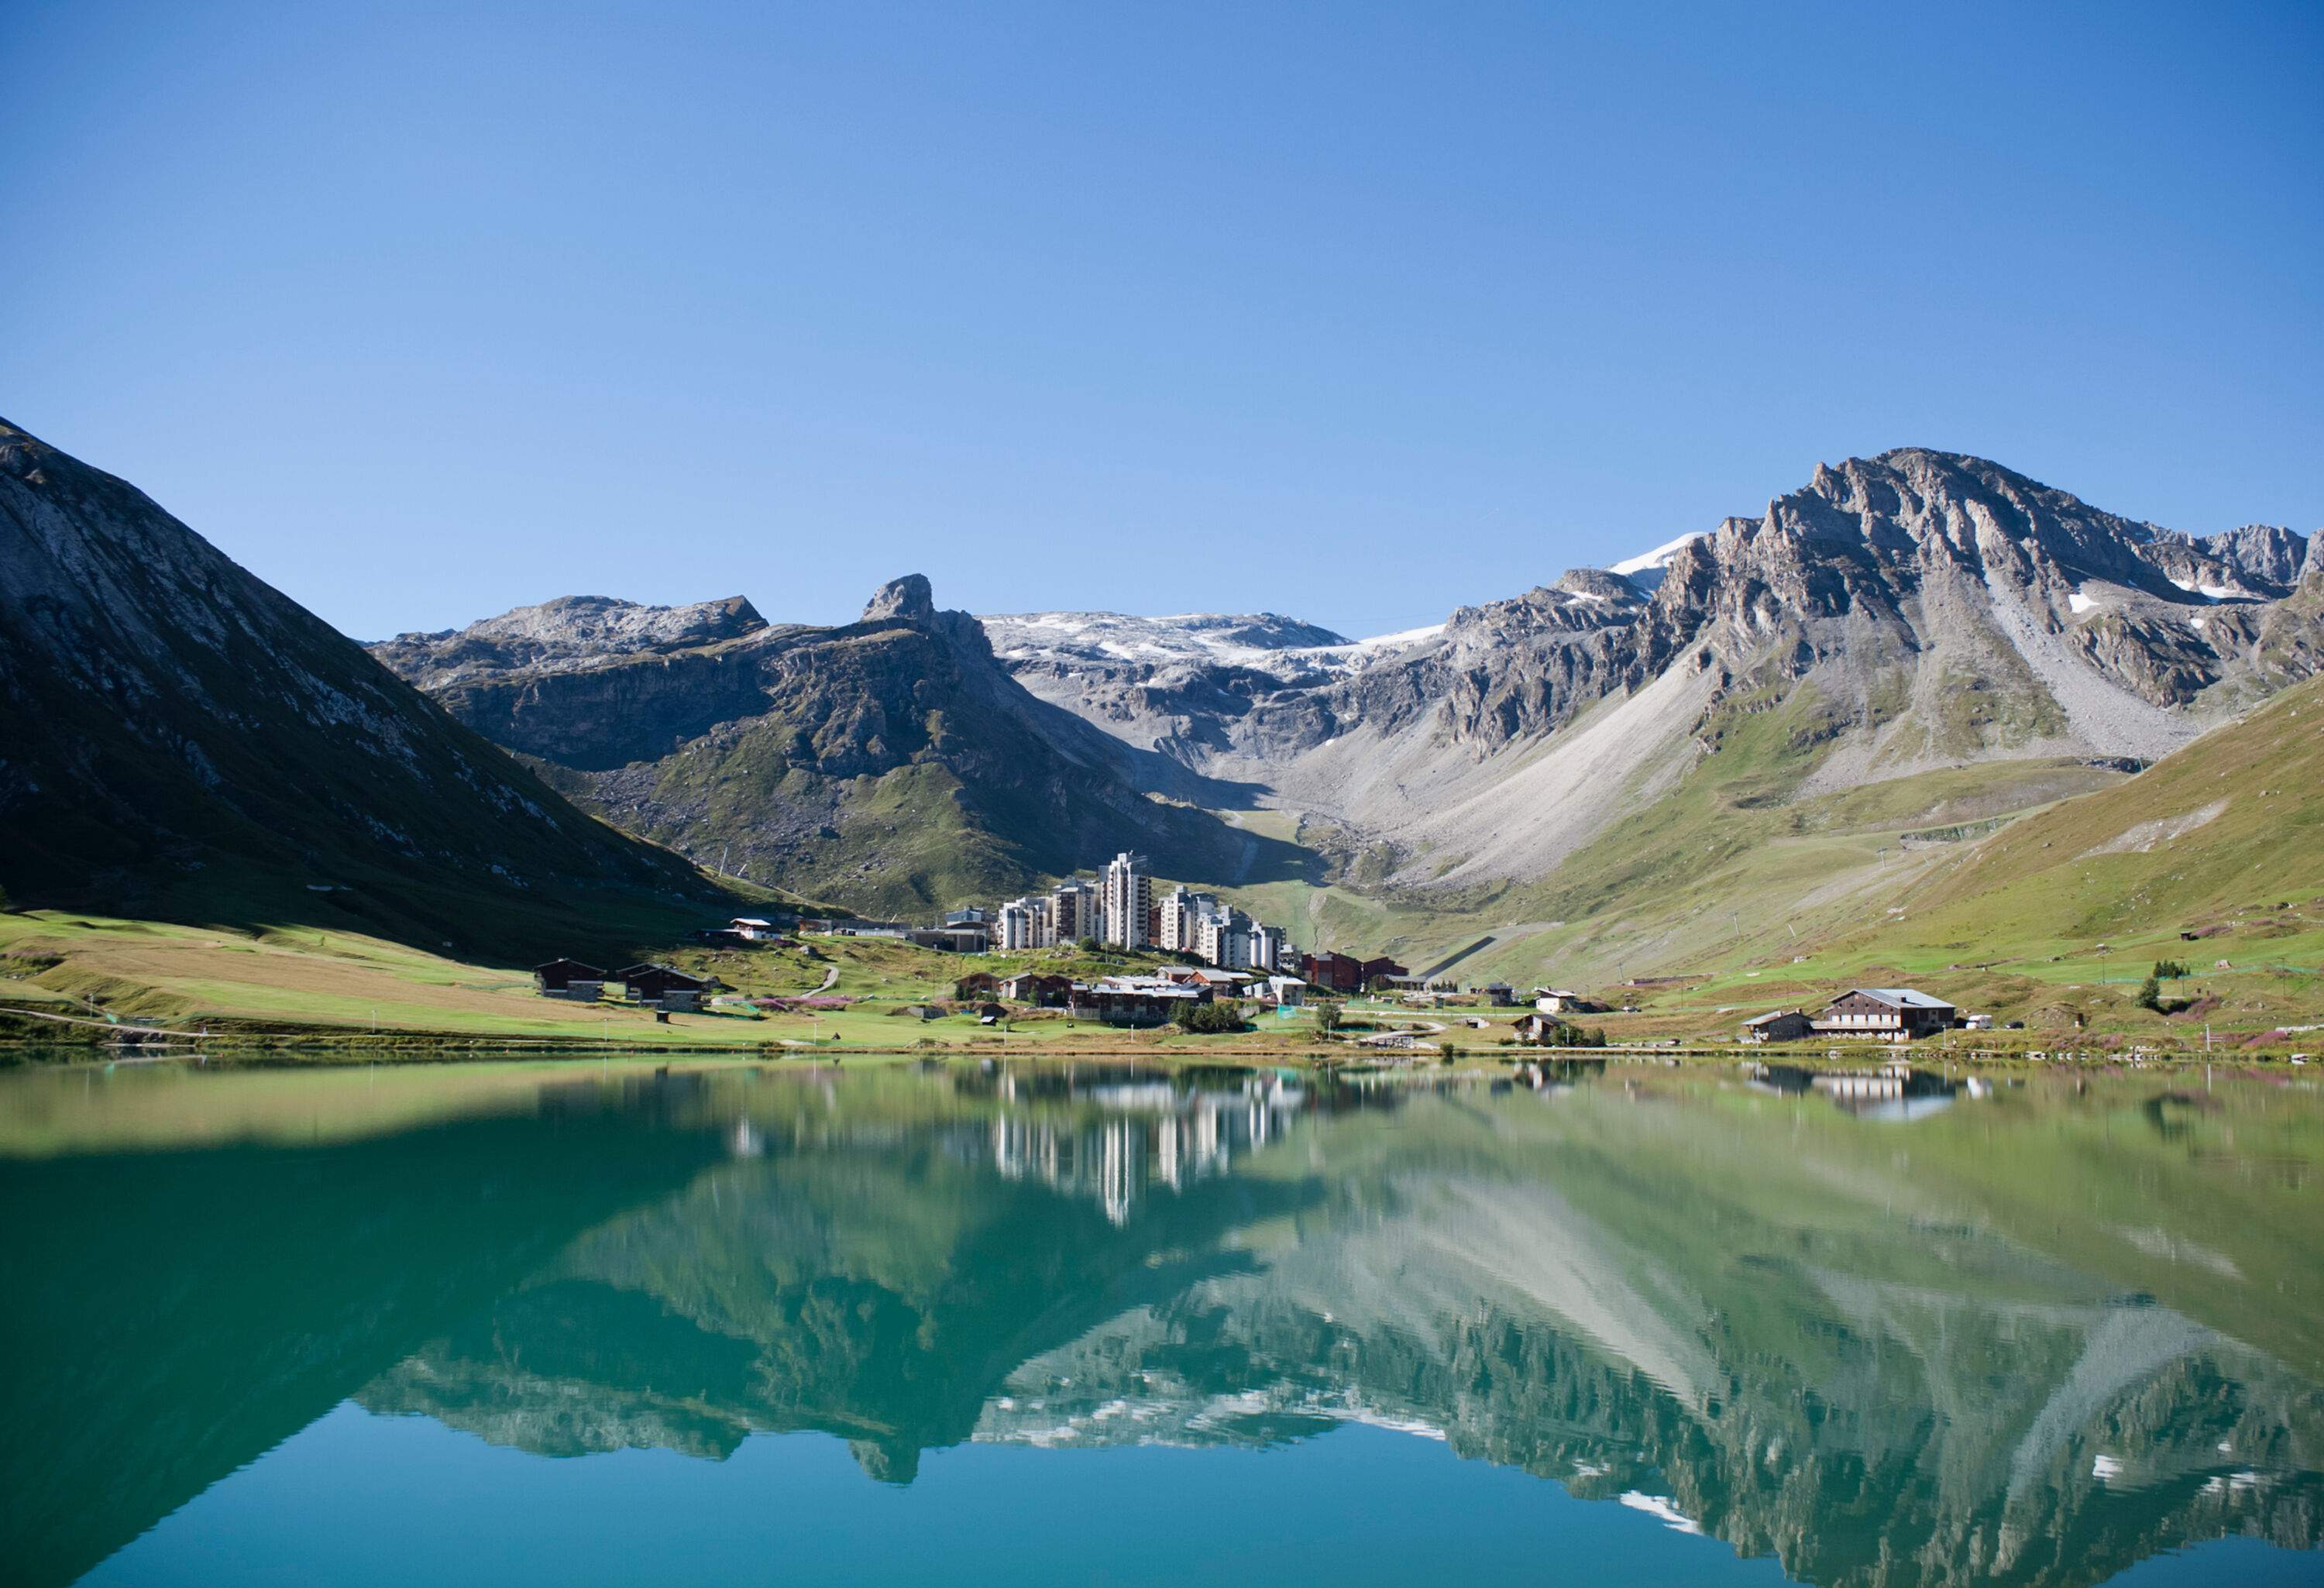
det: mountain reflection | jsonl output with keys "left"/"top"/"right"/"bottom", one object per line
{"left": 4, "top": 1060, "right": 2320, "bottom": 1586}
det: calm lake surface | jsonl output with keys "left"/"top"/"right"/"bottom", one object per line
{"left": 2, "top": 1057, "right": 2319, "bottom": 1587}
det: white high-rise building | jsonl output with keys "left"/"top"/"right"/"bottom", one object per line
{"left": 1102, "top": 852, "right": 1152, "bottom": 948}
{"left": 1248, "top": 923, "right": 1287, "bottom": 973}
{"left": 1196, "top": 905, "right": 1252, "bottom": 969}
{"left": 1158, "top": 885, "right": 1215, "bottom": 953}
{"left": 996, "top": 897, "right": 1049, "bottom": 952}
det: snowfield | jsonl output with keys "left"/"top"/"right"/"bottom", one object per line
{"left": 978, "top": 610, "right": 1439, "bottom": 680}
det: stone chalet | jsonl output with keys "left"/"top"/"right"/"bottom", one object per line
{"left": 1812, "top": 988, "right": 1956, "bottom": 1042}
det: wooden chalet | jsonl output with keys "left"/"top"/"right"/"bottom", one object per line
{"left": 533, "top": 959, "right": 606, "bottom": 1001}
{"left": 999, "top": 971, "right": 1073, "bottom": 1006}
{"left": 617, "top": 963, "right": 713, "bottom": 1012}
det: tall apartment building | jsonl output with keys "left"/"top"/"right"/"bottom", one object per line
{"left": 1102, "top": 852, "right": 1152, "bottom": 949}
{"left": 1248, "top": 923, "right": 1287, "bottom": 974}
{"left": 996, "top": 897, "right": 1049, "bottom": 952}
{"left": 1157, "top": 885, "right": 1217, "bottom": 953}
{"left": 1048, "top": 878, "right": 1098, "bottom": 945}
{"left": 1195, "top": 905, "right": 1253, "bottom": 969}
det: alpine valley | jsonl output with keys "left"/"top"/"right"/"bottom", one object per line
{"left": 7, "top": 417, "right": 2322, "bottom": 1025}
{"left": 367, "top": 445, "right": 2324, "bottom": 989}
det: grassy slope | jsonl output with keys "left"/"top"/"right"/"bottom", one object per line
{"left": 1224, "top": 679, "right": 2127, "bottom": 982}
{"left": 1500, "top": 677, "right": 2324, "bottom": 1043}
{"left": 1212, "top": 675, "right": 2323, "bottom": 1046}
{"left": 12, "top": 680, "right": 2315, "bottom": 1054}
{"left": 0, "top": 913, "right": 1364, "bottom": 1054}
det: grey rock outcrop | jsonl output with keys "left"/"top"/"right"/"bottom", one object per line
{"left": 861, "top": 573, "right": 937, "bottom": 624}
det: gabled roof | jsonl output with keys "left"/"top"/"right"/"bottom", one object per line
{"left": 533, "top": 958, "right": 604, "bottom": 978}
{"left": 1744, "top": 1009, "right": 1805, "bottom": 1026}
{"left": 1848, "top": 988, "right": 1954, "bottom": 1009}
{"left": 617, "top": 962, "right": 709, "bottom": 988}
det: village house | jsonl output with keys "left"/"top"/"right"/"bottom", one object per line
{"left": 1741, "top": 1009, "right": 1813, "bottom": 1044}
{"left": 1071, "top": 978, "right": 1206, "bottom": 1028}
{"left": 999, "top": 971, "right": 1074, "bottom": 1006}
{"left": 1513, "top": 1012, "right": 1568, "bottom": 1045}
{"left": 532, "top": 959, "right": 605, "bottom": 1002}
{"left": 1380, "top": 974, "right": 1459, "bottom": 999}
{"left": 1298, "top": 951, "right": 1408, "bottom": 994}
{"left": 1191, "top": 967, "right": 1260, "bottom": 993}
{"left": 618, "top": 964, "right": 715, "bottom": 1013}
{"left": 1534, "top": 988, "right": 1606, "bottom": 1015}
{"left": 1476, "top": 981, "right": 1517, "bottom": 1006}
{"left": 909, "top": 922, "right": 993, "bottom": 952}
{"left": 696, "top": 916, "right": 789, "bottom": 947}
{"left": 1263, "top": 974, "right": 1308, "bottom": 1007}
{"left": 1811, "top": 988, "right": 1957, "bottom": 1042}
{"left": 954, "top": 971, "right": 1002, "bottom": 1000}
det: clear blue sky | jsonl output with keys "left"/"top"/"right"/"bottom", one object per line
{"left": 5, "top": 2, "right": 2319, "bottom": 641}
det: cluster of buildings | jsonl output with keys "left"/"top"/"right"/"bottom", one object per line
{"left": 957, "top": 962, "right": 1309, "bottom": 1028}
{"left": 927, "top": 853, "right": 1298, "bottom": 974}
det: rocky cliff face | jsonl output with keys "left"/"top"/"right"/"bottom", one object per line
{"left": 375, "top": 579, "right": 1311, "bottom": 915}
{"left": 985, "top": 449, "right": 2320, "bottom": 894}
{"left": 371, "top": 593, "right": 770, "bottom": 689}
{"left": 0, "top": 418, "right": 721, "bottom": 947}
{"left": 365, "top": 446, "right": 2319, "bottom": 924}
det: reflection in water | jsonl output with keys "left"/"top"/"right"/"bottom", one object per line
{"left": 2, "top": 1058, "right": 2320, "bottom": 1586}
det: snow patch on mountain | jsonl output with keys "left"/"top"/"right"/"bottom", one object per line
{"left": 1608, "top": 531, "right": 1707, "bottom": 593}
{"left": 979, "top": 610, "right": 1415, "bottom": 681}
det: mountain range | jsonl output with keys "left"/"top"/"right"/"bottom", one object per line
{"left": 369, "top": 446, "right": 2321, "bottom": 980}
{"left": 6, "top": 416, "right": 2318, "bottom": 982}
{"left": 370, "top": 574, "right": 1312, "bottom": 916}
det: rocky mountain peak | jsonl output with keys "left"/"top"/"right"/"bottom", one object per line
{"left": 862, "top": 573, "right": 937, "bottom": 625}
{"left": 370, "top": 593, "right": 767, "bottom": 689}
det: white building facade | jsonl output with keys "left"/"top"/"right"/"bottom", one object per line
{"left": 1102, "top": 852, "right": 1152, "bottom": 949}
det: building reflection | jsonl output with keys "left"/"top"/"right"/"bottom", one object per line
{"left": 7, "top": 1061, "right": 2320, "bottom": 1588}
{"left": 977, "top": 1073, "right": 1309, "bottom": 1222}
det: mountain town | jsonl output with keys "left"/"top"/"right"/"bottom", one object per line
{"left": 8, "top": 6, "right": 2322, "bottom": 1585}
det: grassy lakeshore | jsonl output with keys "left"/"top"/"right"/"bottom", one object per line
{"left": 2, "top": 904, "right": 2315, "bottom": 1067}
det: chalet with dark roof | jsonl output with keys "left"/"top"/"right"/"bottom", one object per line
{"left": 617, "top": 963, "right": 713, "bottom": 1012}
{"left": 533, "top": 960, "right": 605, "bottom": 1001}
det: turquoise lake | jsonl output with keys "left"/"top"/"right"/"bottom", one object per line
{"left": 2, "top": 1057, "right": 2319, "bottom": 1586}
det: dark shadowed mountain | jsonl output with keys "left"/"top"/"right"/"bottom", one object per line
{"left": 0, "top": 418, "right": 737, "bottom": 956}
